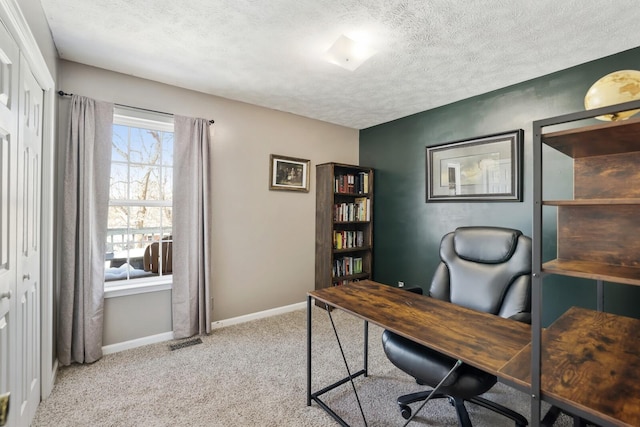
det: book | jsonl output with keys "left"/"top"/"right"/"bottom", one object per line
{"left": 354, "top": 197, "right": 368, "bottom": 221}
{"left": 334, "top": 231, "right": 342, "bottom": 249}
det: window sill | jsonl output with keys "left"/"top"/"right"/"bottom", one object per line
{"left": 104, "top": 278, "right": 172, "bottom": 298}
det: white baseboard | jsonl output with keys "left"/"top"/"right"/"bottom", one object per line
{"left": 102, "top": 331, "right": 175, "bottom": 355}
{"left": 210, "top": 301, "right": 306, "bottom": 330}
{"left": 101, "top": 301, "right": 306, "bottom": 355}
{"left": 40, "top": 359, "right": 58, "bottom": 401}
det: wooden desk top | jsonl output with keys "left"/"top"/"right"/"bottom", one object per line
{"left": 500, "top": 306, "right": 640, "bottom": 427}
{"left": 309, "top": 280, "right": 531, "bottom": 377}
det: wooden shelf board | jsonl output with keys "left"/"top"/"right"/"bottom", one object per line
{"left": 500, "top": 306, "right": 640, "bottom": 426}
{"left": 333, "top": 246, "right": 371, "bottom": 254}
{"left": 332, "top": 272, "right": 369, "bottom": 282}
{"left": 543, "top": 199, "right": 640, "bottom": 206}
{"left": 329, "top": 163, "right": 372, "bottom": 171}
{"left": 543, "top": 117, "right": 640, "bottom": 158}
{"left": 543, "top": 259, "right": 640, "bottom": 286}
{"left": 334, "top": 221, "right": 371, "bottom": 225}
{"left": 334, "top": 192, "right": 371, "bottom": 197}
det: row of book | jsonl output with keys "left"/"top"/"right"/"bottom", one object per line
{"left": 333, "top": 197, "right": 370, "bottom": 222}
{"left": 335, "top": 171, "right": 369, "bottom": 194}
{"left": 332, "top": 256, "right": 363, "bottom": 278}
{"left": 333, "top": 230, "right": 365, "bottom": 249}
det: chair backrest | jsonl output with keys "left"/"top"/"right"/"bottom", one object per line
{"left": 429, "top": 226, "right": 531, "bottom": 319}
{"left": 143, "top": 238, "right": 173, "bottom": 274}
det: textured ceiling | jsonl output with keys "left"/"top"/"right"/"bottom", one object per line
{"left": 39, "top": 0, "right": 640, "bottom": 129}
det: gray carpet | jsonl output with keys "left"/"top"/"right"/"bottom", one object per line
{"left": 32, "top": 307, "right": 573, "bottom": 426}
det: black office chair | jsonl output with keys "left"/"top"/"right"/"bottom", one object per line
{"left": 382, "top": 226, "right": 531, "bottom": 427}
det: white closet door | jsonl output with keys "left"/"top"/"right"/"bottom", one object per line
{"left": 0, "top": 20, "right": 20, "bottom": 427}
{"left": 14, "top": 53, "right": 42, "bottom": 427}
{"left": 0, "top": 20, "right": 44, "bottom": 427}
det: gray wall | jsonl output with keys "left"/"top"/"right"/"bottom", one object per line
{"left": 103, "top": 291, "right": 172, "bottom": 345}
{"left": 16, "top": 0, "right": 360, "bottom": 348}
{"left": 360, "top": 47, "right": 640, "bottom": 326}
{"left": 58, "top": 61, "right": 360, "bottom": 346}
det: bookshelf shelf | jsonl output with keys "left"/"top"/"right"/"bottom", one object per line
{"left": 333, "top": 246, "right": 372, "bottom": 254}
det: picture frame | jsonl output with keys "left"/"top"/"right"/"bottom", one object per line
{"left": 269, "top": 154, "right": 310, "bottom": 192}
{"left": 426, "top": 129, "right": 523, "bottom": 202}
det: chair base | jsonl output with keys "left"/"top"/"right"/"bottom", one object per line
{"left": 397, "top": 389, "right": 528, "bottom": 427}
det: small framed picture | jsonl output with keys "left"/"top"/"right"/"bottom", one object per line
{"left": 269, "top": 154, "right": 310, "bottom": 192}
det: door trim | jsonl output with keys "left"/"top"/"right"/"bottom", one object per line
{"left": 0, "top": 0, "right": 57, "bottom": 399}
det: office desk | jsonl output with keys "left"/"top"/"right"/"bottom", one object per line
{"left": 500, "top": 306, "right": 640, "bottom": 427}
{"left": 308, "top": 281, "right": 640, "bottom": 426}
{"left": 307, "top": 280, "right": 531, "bottom": 425}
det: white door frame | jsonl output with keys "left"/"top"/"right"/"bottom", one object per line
{"left": 0, "top": 0, "right": 57, "bottom": 399}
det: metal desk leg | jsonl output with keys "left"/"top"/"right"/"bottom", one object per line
{"left": 402, "top": 359, "right": 463, "bottom": 427}
{"left": 326, "top": 304, "right": 367, "bottom": 426}
{"left": 307, "top": 296, "right": 369, "bottom": 426}
{"left": 363, "top": 320, "right": 368, "bottom": 377}
{"left": 596, "top": 279, "right": 604, "bottom": 312}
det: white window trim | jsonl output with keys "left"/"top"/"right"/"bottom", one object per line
{"left": 105, "top": 107, "right": 175, "bottom": 296}
{"left": 104, "top": 276, "right": 172, "bottom": 298}
{"left": 113, "top": 106, "right": 174, "bottom": 131}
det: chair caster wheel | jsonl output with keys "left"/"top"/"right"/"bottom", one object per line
{"left": 400, "top": 405, "right": 412, "bottom": 420}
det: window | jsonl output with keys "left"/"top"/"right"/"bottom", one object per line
{"left": 104, "top": 107, "right": 174, "bottom": 288}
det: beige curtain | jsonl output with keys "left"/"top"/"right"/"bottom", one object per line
{"left": 58, "top": 95, "right": 113, "bottom": 365}
{"left": 172, "top": 116, "right": 212, "bottom": 338}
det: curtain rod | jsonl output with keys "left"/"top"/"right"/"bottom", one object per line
{"left": 57, "top": 90, "right": 214, "bottom": 124}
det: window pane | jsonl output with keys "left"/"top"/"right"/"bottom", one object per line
{"left": 129, "top": 165, "right": 161, "bottom": 201}
{"left": 112, "top": 125, "right": 129, "bottom": 162}
{"left": 117, "top": 240, "right": 144, "bottom": 264}
{"left": 129, "top": 127, "right": 161, "bottom": 164}
{"left": 105, "top": 243, "right": 115, "bottom": 262}
{"left": 162, "top": 207, "right": 172, "bottom": 231}
{"left": 110, "top": 163, "right": 129, "bottom": 200}
{"left": 162, "top": 132, "right": 173, "bottom": 166}
{"left": 112, "top": 241, "right": 131, "bottom": 261}
{"left": 128, "top": 239, "right": 147, "bottom": 259}
{"left": 128, "top": 206, "right": 163, "bottom": 237}
{"left": 131, "top": 206, "right": 171, "bottom": 242}
{"left": 107, "top": 205, "right": 129, "bottom": 230}
{"left": 162, "top": 167, "right": 173, "bottom": 200}
{"left": 105, "top": 241, "right": 145, "bottom": 277}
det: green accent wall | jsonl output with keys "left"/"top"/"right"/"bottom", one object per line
{"left": 359, "top": 47, "right": 640, "bottom": 326}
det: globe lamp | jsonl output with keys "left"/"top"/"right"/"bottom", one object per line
{"left": 584, "top": 70, "right": 640, "bottom": 121}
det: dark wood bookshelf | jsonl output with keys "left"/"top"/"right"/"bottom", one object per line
{"left": 532, "top": 104, "right": 640, "bottom": 425}
{"left": 541, "top": 117, "right": 640, "bottom": 280}
{"left": 315, "top": 163, "right": 373, "bottom": 304}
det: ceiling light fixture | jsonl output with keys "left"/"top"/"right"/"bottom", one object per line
{"left": 324, "top": 34, "right": 376, "bottom": 71}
